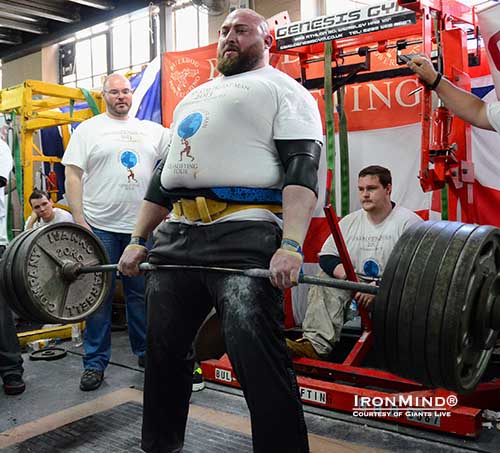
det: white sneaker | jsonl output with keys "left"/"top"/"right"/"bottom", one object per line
{"left": 192, "top": 366, "right": 205, "bottom": 392}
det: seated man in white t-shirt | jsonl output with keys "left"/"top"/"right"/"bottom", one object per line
{"left": 287, "top": 166, "right": 423, "bottom": 360}
{"left": 25, "top": 189, "right": 74, "bottom": 230}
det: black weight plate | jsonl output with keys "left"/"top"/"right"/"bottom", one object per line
{"left": 441, "top": 225, "right": 500, "bottom": 393}
{"left": 11, "top": 229, "right": 49, "bottom": 322}
{"left": 14, "top": 226, "right": 69, "bottom": 324}
{"left": 0, "top": 230, "right": 32, "bottom": 320}
{"left": 373, "top": 220, "right": 430, "bottom": 369}
{"left": 29, "top": 347, "right": 67, "bottom": 361}
{"left": 404, "top": 222, "right": 469, "bottom": 385}
{"left": 475, "top": 236, "right": 500, "bottom": 347}
{"left": 2, "top": 229, "right": 44, "bottom": 322}
{"left": 373, "top": 220, "right": 435, "bottom": 372}
{"left": 472, "top": 273, "right": 499, "bottom": 351}
{"left": 15, "top": 223, "right": 112, "bottom": 324}
{"left": 425, "top": 223, "right": 477, "bottom": 388}
{"left": 394, "top": 221, "right": 450, "bottom": 383}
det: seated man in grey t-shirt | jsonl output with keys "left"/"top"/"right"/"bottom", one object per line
{"left": 25, "top": 189, "right": 74, "bottom": 230}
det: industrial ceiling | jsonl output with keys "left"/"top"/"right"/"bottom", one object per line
{"left": 0, "top": 0, "right": 155, "bottom": 63}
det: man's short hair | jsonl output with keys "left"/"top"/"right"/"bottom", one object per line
{"left": 29, "top": 189, "right": 51, "bottom": 205}
{"left": 358, "top": 165, "right": 392, "bottom": 188}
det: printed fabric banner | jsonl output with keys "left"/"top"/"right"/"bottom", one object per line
{"left": 162, "top": 44, "right": 219, "bottom": 127}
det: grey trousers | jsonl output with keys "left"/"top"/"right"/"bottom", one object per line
{"left": 302, "top": 270, "right": 352, "bottom": 356}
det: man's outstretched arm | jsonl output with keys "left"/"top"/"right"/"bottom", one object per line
{"left": 408, "top": 55, "right": 494, "bottom": 131}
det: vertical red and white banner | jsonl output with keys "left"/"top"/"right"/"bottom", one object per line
{"left": 477, "top": 2, "right": 500, "bottom": 98}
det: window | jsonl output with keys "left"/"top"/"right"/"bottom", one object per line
{"left": 59, "top": 7, "right": 154, "bottom": 89}
{"left": 111, "top": 10, "right": 152, "bottom": 74}
{"left": 58, "top": 3, "right": 209, "bottom": 89}
{"left": 173, "top": 1, "right": 209, "bottom": 51}
{"left": 60, "top": 25, "right": 110, "bottom": 89}
{"left": 112, "top": 21, "right": 130, "bottom": 71}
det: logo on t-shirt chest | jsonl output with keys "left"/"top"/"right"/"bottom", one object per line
{"left": 119, "top": 150, "right": 140, "bottom": 188}
{"left": 167, "top": 111, "right": 209, "bottom": 176}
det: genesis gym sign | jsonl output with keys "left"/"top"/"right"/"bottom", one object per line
{"left": 275, "top": 1, "right": 416, "bottom": 51}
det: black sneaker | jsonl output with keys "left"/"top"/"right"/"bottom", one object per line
{"left": 80, "top": 369, "right": 104, "bottom": 391}
{"left": 138, "top": 355, "right": 145, "bottom": 368}
{"left": 192, "top": 366, "right": 205, "bottom": 392}
{"left": 3, "top": 374, "right": 26, "bottom": 395}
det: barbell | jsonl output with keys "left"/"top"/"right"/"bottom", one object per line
{"left": 0, "top": 221, "right": 499, "bottom": 394}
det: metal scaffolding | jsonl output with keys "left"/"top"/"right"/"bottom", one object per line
{"left": 0, "top": 80, "right": 104, "bottom": 218}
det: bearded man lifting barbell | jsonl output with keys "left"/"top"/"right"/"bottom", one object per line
{"left": 119, "top": 8, "right": 323, "bottom": 453}
{"left": 287, "top": 166, "right": 422, "bottom": 360}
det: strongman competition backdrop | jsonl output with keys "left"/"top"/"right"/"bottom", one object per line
{"left": 158, "top": 37, "right": 499, "bottom": 324}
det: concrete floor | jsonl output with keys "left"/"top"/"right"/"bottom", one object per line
{"left": 1, "top": 331, "right": 499, "bottom": 452}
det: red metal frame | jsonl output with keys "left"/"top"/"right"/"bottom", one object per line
{"left": 202, "top": 0, "right": 500, "bottom": 438}
{"left": 323, "top": 205, "right": 373, "bottom": 367}
{"left": 201, "top": 356, "right": 485, "bottom": 437}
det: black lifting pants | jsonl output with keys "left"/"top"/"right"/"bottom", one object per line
{"left": 141, "top": 221, "right": 309, "bottom": 453}
{"left": 0, "top": 245, "right": 24, "bottom": 381}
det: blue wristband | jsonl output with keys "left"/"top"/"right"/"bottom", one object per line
{"left": 130, "top": 236, "right": 147, "bottom": 247}
{"left": 281, "top": 238, "right": 303, "bottom": 255}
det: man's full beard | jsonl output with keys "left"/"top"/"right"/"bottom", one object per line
{"left": 217, "top": 42, "right": 263, "bottom": 76}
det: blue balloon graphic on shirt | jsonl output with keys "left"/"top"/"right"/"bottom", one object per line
{"left": 178, "top": 112, "right": 203, "bottom": 139}
{"left": 121, "top": 150, "right": 138, "bottom": 169}
{"left": 363, "top": 259, "right": 380, "bottom": 277}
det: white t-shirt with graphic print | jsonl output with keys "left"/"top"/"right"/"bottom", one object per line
{"left": 160, "top": 65, "right": 323, "bottom": 224}
{"left": 62, "top": 113, "right": 170, "bottom": 233}
{"left": 319, "top": 206, "right": 422, "bottom": 279}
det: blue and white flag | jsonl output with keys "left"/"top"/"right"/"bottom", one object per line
{"left": 129, "top": 55, "right": 162, "bottom": 124}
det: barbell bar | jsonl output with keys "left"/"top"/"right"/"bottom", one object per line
{"left": 66, "top": 262, "right": 379, "bottom": 295}
{"left": 0, "top": 221, "right": 499, "bottom": 394}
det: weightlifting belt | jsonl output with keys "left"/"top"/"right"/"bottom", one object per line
{"left": 172, "top": 197, "right": 282, "bottom": 223}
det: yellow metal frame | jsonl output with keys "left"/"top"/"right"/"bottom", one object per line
{"left": 17, "top": 322, "right": 85, "bottom": 348}
{"left": 0, "top": 80, "right": 105, "bottom": 217}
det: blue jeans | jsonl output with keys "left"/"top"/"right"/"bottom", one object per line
{"left": 83, "top": 227, "right": 147, "bottom": 371}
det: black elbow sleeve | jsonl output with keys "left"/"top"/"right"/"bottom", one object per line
{"left": 275, "top": 139, "right": 321, "bottom": 196}
{"left": 0, "top": 176, "right": 6, "bottom": 188}
{"left": 144, "top": 159, "right": 173, "bottom": 210}
{"left": 319, "top": 254, "right": 342, "bottom": 276}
